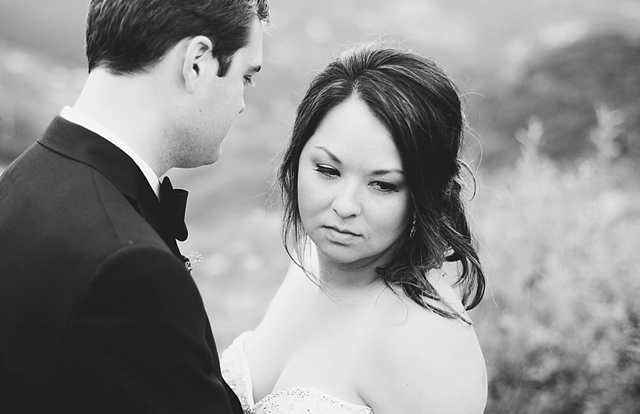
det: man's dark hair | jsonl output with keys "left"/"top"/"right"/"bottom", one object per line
{"left": 86, "top": 0, "right": 269, "bottom": 76}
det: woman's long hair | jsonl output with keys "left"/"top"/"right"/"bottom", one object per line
{"left": 278, "top": 43, "right": 485, "bottom": 322}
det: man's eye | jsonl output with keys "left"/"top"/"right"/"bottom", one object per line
{"left": 243, "top": 76, "right": 255, "bottom": 87}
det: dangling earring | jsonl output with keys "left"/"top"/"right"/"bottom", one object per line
{"left": 409, "top": 215, "right": 417, "bottom": 238}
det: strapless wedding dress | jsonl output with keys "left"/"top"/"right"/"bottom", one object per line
{"left": 220, "top": 331, "right": 373, "bottom": 414}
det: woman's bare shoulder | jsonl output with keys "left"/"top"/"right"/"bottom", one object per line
{"left": 359, "top": 287, "right": 487, "bottom": 414}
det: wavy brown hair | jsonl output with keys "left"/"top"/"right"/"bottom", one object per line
{"left": 278, "top": 43, "right": 485, "bottom": 322}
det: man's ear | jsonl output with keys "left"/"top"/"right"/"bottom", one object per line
{"left": 182, "top": 36, "right": 217, "bottom": 93}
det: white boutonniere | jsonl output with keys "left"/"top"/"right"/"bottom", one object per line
{"left": 183, "top": 251, "right": 204, "bottom": 275}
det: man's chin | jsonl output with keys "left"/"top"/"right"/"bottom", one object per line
{"left": 175, "top": 148, "right": 221, "bottom": 169}
{"left": 207, "top": 148, "right": 222, "bottom": 165}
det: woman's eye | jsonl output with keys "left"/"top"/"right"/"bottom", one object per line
{"left": 371, "top": 181, "right": 398, "bottom": 193}
{"left": 314, "top": 165, "right": 339, "bottom": 178}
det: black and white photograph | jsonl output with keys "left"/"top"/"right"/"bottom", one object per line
{"left": 1, "top": 0, "right": 639, "bottom": 413}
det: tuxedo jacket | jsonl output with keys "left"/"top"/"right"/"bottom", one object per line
{"left": 0, "top": 117, "right": 243, "bottom": 413}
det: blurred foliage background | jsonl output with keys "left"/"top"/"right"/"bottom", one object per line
{"left": 1, "top": 0, "right": 639, "bottom": 412}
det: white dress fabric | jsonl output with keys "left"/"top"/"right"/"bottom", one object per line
{"left": 220, "top": 331, "right": 373, "bottom": 414}
{"left": 220, "top": 270, "right": 468, "bottom": 414}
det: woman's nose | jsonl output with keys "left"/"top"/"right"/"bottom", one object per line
{"left": 331, "top": 181, "right": 361, "bottom": 218}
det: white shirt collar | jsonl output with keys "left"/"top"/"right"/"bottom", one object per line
{"left": 60, "top": 106, "right": 161, "bottom": 198}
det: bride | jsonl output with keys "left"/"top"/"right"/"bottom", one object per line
{"left": 221, "top": 42, "right": 487, "bottom": 414}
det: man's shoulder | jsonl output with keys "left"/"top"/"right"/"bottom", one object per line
{"left": 0, "top": 141, "right": 168, "bottom": 270}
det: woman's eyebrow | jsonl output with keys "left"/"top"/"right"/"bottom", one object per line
{"left": 315, "top": 146, "right": 342, "bottom": 164}
{"left": 315, "top": 146, "right": 404, "bottom": 176}
{"left": 371, "top": 169, "right": 404, "bottom": 176}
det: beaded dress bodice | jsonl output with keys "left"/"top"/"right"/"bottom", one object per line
{"left": 220, "top": 332, "right": 374, "bottom": 414}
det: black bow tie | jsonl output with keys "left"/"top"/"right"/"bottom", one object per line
{"left": 159, "top": 177, "right": 189, "bottom": 242}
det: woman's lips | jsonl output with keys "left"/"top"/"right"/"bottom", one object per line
{"left": 324, "top": 226, "right": 361, "bottom": 243}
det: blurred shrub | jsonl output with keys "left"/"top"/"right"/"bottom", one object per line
{"left": 473, "top": 114, "right": 640, "bottom": 413}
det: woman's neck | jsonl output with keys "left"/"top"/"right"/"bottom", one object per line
{"left": 315, "top": 256, "right": 386, "bottom": 299}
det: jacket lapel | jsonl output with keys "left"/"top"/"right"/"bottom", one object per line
{"left": 38, "top": 116, "right": 184, "bottom": 260}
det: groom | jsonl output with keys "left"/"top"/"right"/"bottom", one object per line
{"left": 0, "top": 0, "right": 269, "bottom": 412}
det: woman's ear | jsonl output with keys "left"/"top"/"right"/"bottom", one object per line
{"left": 182, "top": 36, "right": 217, "bottom": 93}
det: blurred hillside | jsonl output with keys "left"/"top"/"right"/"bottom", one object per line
{"left": 2, "top": 0, "right": 640, "bottom": 165}
{"left": 1, "top": 1, "right": 640, "bottom": 411}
